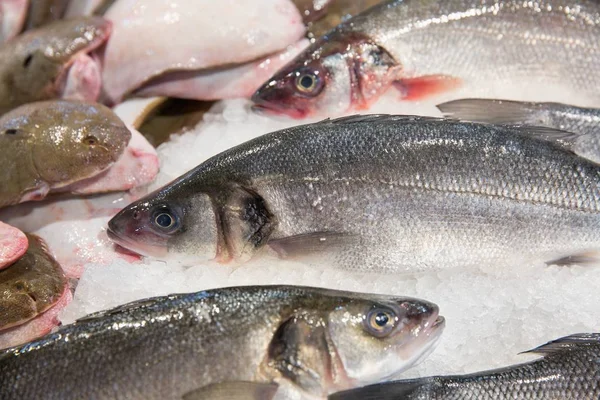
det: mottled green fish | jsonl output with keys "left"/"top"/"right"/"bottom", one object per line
{"left": 0, "top": 285, "right": 444, "bottom": 399}
{"left": 0, "top": 100, "right": 131, "bottom": 208}
{"left": 0, "top": 233, "right": 66, "bottom": 332}
{"left": 0, "top": 16, "right": 111, "bottom": 115}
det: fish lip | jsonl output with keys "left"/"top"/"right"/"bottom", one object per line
{"left": 106, "top": 225, "right": 168, "bottom": 259}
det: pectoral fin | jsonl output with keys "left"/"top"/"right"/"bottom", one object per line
{"left": 268, "top": 232, "right": 358, "bottom": 260}
{"left": 545, "top": 251, "right": 600, "bottom": 267}
{"left": 393, "top": 75, "right": 462, "bottom": 101}
{"left": 183, "top": 381, "right": 279, "bottom": 400}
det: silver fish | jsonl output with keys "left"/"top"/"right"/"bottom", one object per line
{"left": 329, "top": 333, "right": 600, "bottom": 399}
{"left": 108, "top": 115, "right": 600, "bottom": 273}
{"left": 0, "top": 285, "right": 444, "bottom": 399}
{"left": 252, "top": 0, "right": 600, "bottom": 118}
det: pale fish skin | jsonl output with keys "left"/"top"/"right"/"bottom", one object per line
{"left": 252, "top": 0, "right": 600, "bottom": 118}
{"left": 329, "top": 333, "right": 600, "bottom": 400}
{"left": 108, "top": 115, "right": 600, "bottom": 274}
{"left": 0, "top": 285, "right": 444, "bottom": 400}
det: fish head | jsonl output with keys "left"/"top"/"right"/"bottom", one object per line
{"left": 6, "top": 100, "right": 131, "bottom": 186}
{"left": 252, "top": 34, "right": 398, "bottom": 118}
{"left": 2, "top": 17, "right": 111, "bottom": 110}
{"left": 325, "top": 293, "right": 444, "bottom": 390}
{"left": 107, "top": 184, "right": 218, "bottom": 263}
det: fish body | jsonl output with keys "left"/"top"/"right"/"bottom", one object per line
{"left": 0, "top": 233, "right": 66, "bottom": 332}
{"left": 0, "top": 100, "right": 131, "bottom": 208}
{"left": 329, "top": 333, "right": 600, "bottom": 399}
{"left": 108, "top": 115, "right": 600, "bottom": 273}
{"left": 252, "top": 0, "right": 600, "bottom": 118}
{"left": 0, "top": 17, "right": 111, "bottom": 114}
{"left": 0, "top": 285, "right": 444, "bottom": 399}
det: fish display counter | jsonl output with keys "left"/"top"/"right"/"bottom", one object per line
{"left": 0, "top": 1, "right": 599, "bottom": 399}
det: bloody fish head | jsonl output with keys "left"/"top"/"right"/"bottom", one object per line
{"left": 251, "top": 33, "right": 400, "bottom": 118}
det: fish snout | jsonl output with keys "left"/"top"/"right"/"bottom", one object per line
{"left": 107, "top": 206, "right": 168, "bottom": 258}
{"left": 251, "top": 81, "right": 310, "bottom": 119}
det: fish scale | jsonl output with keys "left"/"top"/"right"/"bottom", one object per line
{"left": 108, "top": 115, "right": 600, "bottom": 273}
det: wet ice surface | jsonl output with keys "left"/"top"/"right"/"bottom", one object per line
{"left": 10, "top": 88, "right": 600, "bottom": 378}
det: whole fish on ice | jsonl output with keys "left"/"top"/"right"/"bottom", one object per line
{"left": 0, "top": 100, "right": 130, "bottom": 208}
{"left": 109, "top": 115, "right": 600, "bottom": 273}
{"left": 0, "top": 285, "right": 444, "bottom": 399}
{"left": 0, "top": 17, "right": 111, "bottom": 114}
{"left": 252, "top": 0, "right": 600, "bottom": 118}
{"left": 330, "top": 333, "right": 600, "bottom": 399}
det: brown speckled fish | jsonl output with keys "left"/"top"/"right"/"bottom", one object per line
{"left": 0, "top": 233, "right": 66, "bottom": 332}
{"left": 0, "top": 100, "right": 131, "bottom": 208}
{"left": 0, "top": 16, "right": 111, "bottom": 115}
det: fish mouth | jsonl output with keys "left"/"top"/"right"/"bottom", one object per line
{"left": 106, "top": 227, "right": 167, "bottom": 259}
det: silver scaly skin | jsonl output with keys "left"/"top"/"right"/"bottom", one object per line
{"left": 0, "top": 285, "right": 443, "bottom": 400}
{"left": 252, "top": 0, "right": 600, "bottom": 117}
{"left": 329, "top": 333, "right": 600, "bottom": 399}
{"left": 108, "top": 115, "right": 600, "bottom": 273}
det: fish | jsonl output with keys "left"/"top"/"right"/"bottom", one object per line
{"left": 328, "top": 333, "right": 600, "bottom": 399}
{"left": 0, "top": 222, "right": 27, "bottom": 270}
{"left": 101, "top": 0, "right": 305, "bottom": 104}
{"left": 0, "top": 285, "right": 444, "bottom": 399}
{"left": 108, "top": 115, "right": 600, "bottom": 273}
{"left": 23, "top": 0, "right": 70, "bottom": 30}
{"left": 0, "top": 233, "right": 67, "bottom": 332}
{"left": 252, "top": 0, "right": 600, "bottom": 118}
{"left": 0, "top": 16, "right": 111, "bottom": 114}
{"left": 0, "top": 100, "right": 131, "bottom": 208}
{"left": 0, "top": 0, "right": 28, "bottom": 42}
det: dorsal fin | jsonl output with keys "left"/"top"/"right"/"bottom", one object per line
{"left": 321, "top": 114, "right": 450, "bottom": 126}
{"left": 521, "top": 333, "right": 600, "bottom": 355}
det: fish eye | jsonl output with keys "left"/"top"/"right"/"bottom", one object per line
{"left": 82, "top": 135, "right": 98, "bottom": 145}
{"left": 364, "top": 307, "right": 397, "bottom": 338}
{"left": 295, "top": 72, "right": 320, "bottom": 94}
{"left": 152, "top": 208, "right": 180, "bottom": 233}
